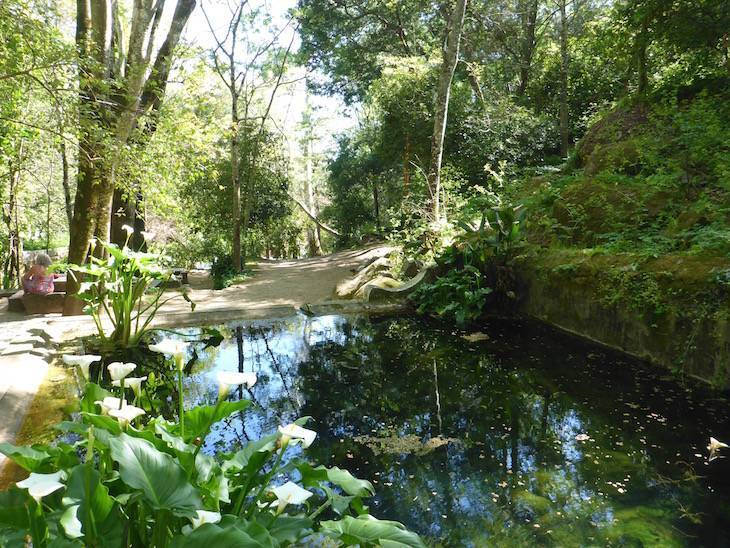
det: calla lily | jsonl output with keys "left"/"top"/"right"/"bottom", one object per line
{"left": 149, "top": 339, "right": 188, "bottom": 370}
{"left": 122, "top": 224, "right": 135, "bottom": 235}
{"left": 270, "top": 481, "right": 313, "bottom": 515}
{"left": 140, "top": 231, "right": 155, "bottom": 242}
{"left": 278, "top": 424, "right": 317, "bottom": 448}
{"left": 95, "top": 397, "right": 127, "bottom": 415}
{"left": 62, "top": 355, "right": 101, "bottom": 381}
{"left": 108, "top": 404, "right": 146, "bottom": 427}
{"left": 16, "top": 471, "right": 66, "bottom": 502}
{"left": 708, "top": 437, "right": 728, "bottom": 461}
{"left": 112, "top": 376, "right": 147, "bottom": 398}
{"left": 107, "top": 362, "right": 136, "bottom": 382}
{"left": 189, "top": 510, "right": 222, "bottom": 530}
{"left": 217, "top": 371, "right": 257, "bottom": 399}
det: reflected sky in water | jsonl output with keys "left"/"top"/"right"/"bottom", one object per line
{"left": 170, "top": 314, "right": 730, "bottom": 546}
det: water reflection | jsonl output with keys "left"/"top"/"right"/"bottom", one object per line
{"left": 174, "top": 314, "right": 730, "bottom": 546}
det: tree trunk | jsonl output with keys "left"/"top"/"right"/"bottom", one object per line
{"left": 403, "top": 133, "right": 411, "bottom": 195}
{"left": 231, "top": 97, "right": 242, "bottom": 271}
{"left": 559, "top": 0, "right": 570, "bottom": 156}
{"left": 65, "top": 0, "right": 195, "bottom": 314}
{"left": 636, "top": 21, "right": 649, "bottom": 95}
{"left": 516, "top": 0, "right": 539, "bottom": 96}
{"left": 110, "top": 188, "right": 146, "bottom": 250}
{"left": 60, "top": 140, "right": 73, "bottom": 228}
{"left": 372, "top": 178, "right": 381, "bottom": 232}
{"left": 303, "top": 118, "right": 322, "bottom": 256}
{"left": 3, "top": 143, "right": 23, "bottom": 288}
{"left": 427, "top": 0, "right": 468, "bottom": 222}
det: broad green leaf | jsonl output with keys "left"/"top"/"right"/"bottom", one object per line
{"left": 81, "top": 413, "right": 122, "bottom": 435}
{"left": 178, "top": 400, "right": 251, "bottom": 443}
{"left": 322, "top": 485, "right": 356, "bottom": 515}
{"left": 80, "top": 384, "right": 113, "bottom": 414}
{"left": 320, "top": 515, "right": 425, "bottom": 547}
{"left": 0, "top": 489, "right": 31, "bottom": 529}
{"left": 0, "top": 443, "right": 51, "bottom": 472}
{"left": 108, "top": 433, "right": 202, "bottom": 513}
{"left": 170, "top": 519, "right": 273, "bottom": 548}
{"left": 296, "top": 463, "right": 374, "bottom": 497}
{"left": 63, "top": 463, "right": 118, "bottom": 543}
{"left": 268, "top": 515, "right": 313, "bottom": 544}
{"left": 222, "top": 433, "right": 277, "bottom": 475}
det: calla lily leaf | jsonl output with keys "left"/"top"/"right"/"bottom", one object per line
{"left": 108, "top": 433, "right": 202, "bottom": 513}
{"left": 169, "top": 520, "right": 271, "bottom": 547}
{"left": 175, "top": 400, "right": 251, "bottom": 444}
{"left": 64, "top": 462, "right": 116, "bottom": 544}
{"left": 268, "top": 515, "right": 314, "bottom": 544}
{"left": 0, "top": 443, "right": 52, "bottom": 472}
{"left": 296, "top": 463, "right": 375, "bottom": 497}
{"left": 80, "top": 383, "right": 114, "bottom": 415}
{"left": 320, "top": 515, "right": 426, "bottom": 547}
{"left": 221, "top": 433, "right": 278, "bottom": 475}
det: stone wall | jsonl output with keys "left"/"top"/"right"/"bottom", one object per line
{"left": 514, "top": 256, "right": 730, "bottom": 387}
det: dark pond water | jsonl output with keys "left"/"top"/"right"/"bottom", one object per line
{"left": 168, "top": 314, "right": 730, "bottom": 546}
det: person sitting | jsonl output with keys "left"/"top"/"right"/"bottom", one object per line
{"left": 22, "top": 253, "right": 55, "bottom": 295}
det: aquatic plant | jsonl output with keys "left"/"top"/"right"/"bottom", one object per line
{"left": 0, "top": 355, "right": 424, "bottom": 547}
{"left": 69, "top": 230, "right": 194, "bottom": 350}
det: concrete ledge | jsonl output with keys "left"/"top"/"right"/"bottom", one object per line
{"left": 0, "top": 354, "right": 49, "bottom": 467}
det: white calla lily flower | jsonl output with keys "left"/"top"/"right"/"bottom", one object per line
{"left": 121, "top": 224, "right": 135, "bottom": 235}
{"left": 108, "top": 404, "right": 146, "bottom": 427}
{"left": 217, "top": 371, "right": 257, "bottom": 399}
{"left": 112, "top": 376, "right": 147, "bottom": 398}
{"left": 107, "top": 362, "right": 136, "bottom": 382}
{"left": 95, "top": 397, "right": 127, "bottom": 415}
{"left": 140, "top": 231, "right": 155, "bottom": 242}
{"left": 708, "top": 437, "right": 729, "bottom": 461}
{"left": 278, "top": 424, "right": 317, "bottom": 449}
{"left": 16, "top": 471, "right": 66, "bottom": 502}
{"left": 149, "top": 339, "right": 188, "bottom": 370}
{"left": 189, "top": 510, "right": 222, "bottom": 530}
{"left": 148, "top": 339, "right": 187, "bottom": 358}
{"left": 270, "top": 481, "right": 313, "bottom": 515}
{"left": 62, "top": 355, "right": 101, "bottom": 381}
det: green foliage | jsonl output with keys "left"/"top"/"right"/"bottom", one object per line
{"left": 70, "top": 236, "right": 194, "bottom": 349}
{"left": 210, "top": 255, "right": 252, "bottom": 290}
{"left": 412, "top": 267, "right": 493, "bottom": 326}
{"left": 0, "top": 382, "right": 423, "bottom": 547}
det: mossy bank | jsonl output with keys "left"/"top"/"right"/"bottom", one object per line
{"left": 510, "top": 86, "right": 730, "bottom": 387}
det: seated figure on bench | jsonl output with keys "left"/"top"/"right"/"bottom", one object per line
{"left": 22, "top": 253, "right": 55, "bottom": 295}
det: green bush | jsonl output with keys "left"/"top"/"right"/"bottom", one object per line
{"left": 210, "top": 255, "right": 250, "bottom": 290}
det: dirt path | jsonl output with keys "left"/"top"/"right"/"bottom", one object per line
{"left": 0, "top": 245, "right": 392, "bottom": 336}
{"left": 158, "top": 245, "right": 392, "bottom": 321}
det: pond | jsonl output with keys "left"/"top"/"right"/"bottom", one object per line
{"left": 166, "top": 313, "right": 730, "bottom": 546}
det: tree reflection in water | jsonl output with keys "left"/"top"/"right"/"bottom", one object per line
{"left": 173, "top": 314, "right": 730, "bottom": 546}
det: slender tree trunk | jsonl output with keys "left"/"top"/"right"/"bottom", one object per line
{"left": 60, "top": 141, "right": 73, "bottom": 228}
{"left": 636, "top": 21, "right": 649, "bottom": 95}
{"left": 3, "top": 143, "right": 23, "bottom": 287}
{"left": 427, "top": 0, "right": 468, "bottom": 221}
{"left": 372, "top": 178, "right": 381, "bottom": 232}
{"left": 231, "top": 96, "right": 242, "bottom": 271}
{"left": 559, "top": 0, "right": 570, "bottom": 156}
{"left": 516, "top": 0, "right": 539, "bottom": 96}
{"left": 403, "top": 133, "right": 411, "bottom": 195}
{"left": 303, "top": 116, "right": 322, "bottom": 256}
